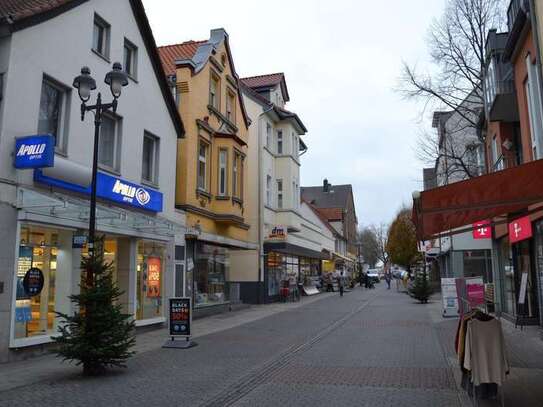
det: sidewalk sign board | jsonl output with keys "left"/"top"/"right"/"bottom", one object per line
{"left": 441, "top": 278, "right": 459, "bottom": 317}
{"left": 163, "top": 297, "right": 197, "bottom": 349}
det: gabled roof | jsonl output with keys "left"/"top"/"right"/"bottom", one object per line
{"left": 0, "top": 0, "right": 86, "bottom": 32}
{"left": 302, "top": 199, "right": 340, "bottom": 237}
{"left": 315, "top": 207, "right": 344, "bottom": 222}
{"left": 158, "top": 41, "right": 207, "bottom": 77}
{"left": 240, "top": 82, "right": 307, "bottom": 134}
{"left": 0, "top": 0, "right": 185, "bottom": 138}
{"left": 241, "top": 72, "right": 290, "bottom": 102}
{"left": 157, "top": 28, "right": 251, "bottom": 129}
{"left": 301, "top": 184, "right": 354, "bottom": 211}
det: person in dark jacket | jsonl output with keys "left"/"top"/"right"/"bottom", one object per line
{"left": 338, "top": 271, "right": 346, "bottom": 297}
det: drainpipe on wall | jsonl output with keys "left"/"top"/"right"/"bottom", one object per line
{"left": 257, "top": 104, "right": 274, "bottom": 304}
{"left": 528, "top": 0, "right": 543, "bottom": 333}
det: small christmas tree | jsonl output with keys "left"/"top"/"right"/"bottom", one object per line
{"left": 54, "top": 240, "right": 135, "bottom": 375}
{"left": 409, "top": 270, "right": 432, "bottom": 304}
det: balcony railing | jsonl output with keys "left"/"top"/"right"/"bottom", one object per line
{"left": 507, "top": 0, "right": 528, "bottom": 32}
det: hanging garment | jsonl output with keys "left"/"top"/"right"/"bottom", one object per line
{"left": 464, "top": 318, "right": 509, "bottom": 386}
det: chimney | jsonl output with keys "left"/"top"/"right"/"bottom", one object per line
{"left": 323, "top": 179, "right": 329, "bottom": 192}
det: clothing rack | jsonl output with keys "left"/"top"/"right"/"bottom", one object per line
{"left": 457, "top": 296, "right": 505, "bottom": 407}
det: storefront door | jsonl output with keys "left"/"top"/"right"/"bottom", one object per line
{"left": 512, "top": 240, "right": 539, "bottom": 320}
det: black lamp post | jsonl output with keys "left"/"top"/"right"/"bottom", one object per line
{"left": 73, "top": 63, "right": 128, "bottom": 286}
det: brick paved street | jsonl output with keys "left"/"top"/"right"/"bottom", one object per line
{"left": 0, "top": 283, "right": 470, "bottom": 407}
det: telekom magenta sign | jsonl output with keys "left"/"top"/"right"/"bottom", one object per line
{"left": 509, "top": 216, "right": 533, "bottom": 244}
{"left": 472, "top": 220, "right": 491, "bottom": 239}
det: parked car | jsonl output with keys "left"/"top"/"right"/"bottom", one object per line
{"left": 367, "top": 269, "right": 380, "bottom": 283}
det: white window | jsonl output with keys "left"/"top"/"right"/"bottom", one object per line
{"left": 525, "top": 54, "right": 543, "bottom": 159}
{"left": 38, "top": 78, "right": 68, "bottom": 152}
{"left": 277, "top": 179, "right": 283, "bottom": 209}
{"left": 92, "top": 14, "right": 110, "bottom": 58}
{"left": 209, "top": 73, "right": 220, "bottom": 109}
{"left": 292, "top": 181, "right": 296, "bottom": 207}
{"left": 292, "top": 133, "right": 298, "bottom": 156}
{"left": 277, "top": 130, "right": 283, "bottom": 154}
{"left": 98, "top": 114, "right": 121, "bottom": 171}
{"left": 218, "top": 149, "right": 228, "bottom": 196}
{"left": 198, "top": 140, "right": 208, "bottom": 191}
{"left": 226, "top": 90, "right": 235, "bottom": 122}
{"left": 233, "top": 153, "right": 238, "bottom": 197}
{"left": 266, "top": 175, "right": 272, "bottom": 206}
{"left": 124, "top": 38, "right": 138, "bottom": 79}
{"left": 266, "top": 123, "right": 272, "bottom": 150}
{"left": 142, "top": 132, "right": 159, "bottom": 184}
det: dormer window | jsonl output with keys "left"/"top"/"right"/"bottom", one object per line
{"left": 226, "top": 89, "right": 236, "bottom": 122}
{"left": 209, "top": 72, "right": 220, "bottom": 110}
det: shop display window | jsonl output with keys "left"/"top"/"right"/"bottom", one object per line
{"left": 267, "top": 252, "right": 283, "bottom": 296}
{"left": 194, "top": 243, "right": 229, "bottom": 306}
{"left": 15, "top": 226, "right": 58, "bottom": 339}
{"left": 137, "top": 241, "right": 165, "bottom": 320}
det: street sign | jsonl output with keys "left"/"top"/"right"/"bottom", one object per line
{"left": 72, "top": 234, "right": 87, "bottom": 248}
{"left": 169, "top": 297, "right": 191, "bottom": 337}
{"left": 14, "top": 135, "right": 55, "bottom": 169}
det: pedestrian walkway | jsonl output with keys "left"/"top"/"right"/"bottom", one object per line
{"left": 2, "top": 284, "right": 541, "bottom": 406}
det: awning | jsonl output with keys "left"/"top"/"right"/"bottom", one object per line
{"left": 263, "top": 242, "right": 329, "bottom": 260}
{"left": 332, "top": 252, "right": 354, "bottom": 263}
{"left": 413, "top": 159, "right": 543, "bottom": 239}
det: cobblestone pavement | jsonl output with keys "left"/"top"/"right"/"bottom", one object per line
{"left": 0, "top": 284, "right": 466, "bottom": 407}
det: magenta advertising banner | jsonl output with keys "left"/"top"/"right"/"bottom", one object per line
{"left": 466, "top": 278, "right": 485, "bottom": 307}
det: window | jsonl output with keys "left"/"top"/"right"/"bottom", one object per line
{"left": 198, "top": 140, "right": 208, "bottom": 190}
{"left": 293, "top": 133, "right": 298, "bottom": 156}
{"left": 226, "top": 89, "right": 235, "bottom": 122}
{"left": 98, "top": 114, "right": 121, "bottom": 171}
{"left": 266, "top": 175, "right": 272, "bottom": 206}
{"left": 266, "top": 123, "right": 272, "bottom": 149}
{"left": 142, "top": 132, "right": 159, "bottom": 184}
{"left": 233, "top": 151, "right": 243, "bottom": 199}
{"left": 277, "top": 130, "right": 283, "bottom": 154}
{"left": 209, "top": 72, "right": 220, "bottom": 109}
{"left": 525, "top": 54, "right": 543, "bottom": 160}
{"left": 123, "top": 39, "right": 138, "bottom": 79}
{"left": 277, "top": 179, "right": 283, "bottom": 209}
{"left": 38, "top": 78, "right": 68, "bottom": 151}
{"left": 92, "top": 14, "right": 110, "bottom": 58}
{"left": 218, "top": 149, "right": 228, "bottom": 196}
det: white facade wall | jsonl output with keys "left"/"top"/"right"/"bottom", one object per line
{"left": 0, "top": 0, "right": 185, "bottom": 361}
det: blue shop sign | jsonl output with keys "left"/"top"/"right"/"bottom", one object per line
{"left": 34, "top": 170, "right": 163, "bottom": 212}
{"left": 14, "top": 134, "right": 55, "bottom": 169}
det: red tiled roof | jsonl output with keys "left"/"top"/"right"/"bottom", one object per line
{"left": 316, "top": 207, "right": 344, "bottom": 222}
{"left": 0, "top": 0, "right": 74, "bottom": 22}
{"left": 240, "top": 73, "right": 284, "bottom": 89}
{"left": 157, "top": 40, "right": 206, "bottom": 76}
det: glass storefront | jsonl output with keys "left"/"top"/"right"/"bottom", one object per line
{"left": 463, "top": 250, "right": 493, "bottom": 282}
{"left": 266, "top": 252, "right": 323, "bottom": 298}
{"left": 512, "top": 240, "right": 539, "bottom": 319}
{"left": 498, "top": 237, "right": 516, "bottom": 316}
{"left": 193, "top": 242, "right": 229, "bottom": 307}
{"left": 137, "top": 240, "right": 166, "bottom": 320}
{"left": 15, "top": 226, "right": 59, "bottom": 339}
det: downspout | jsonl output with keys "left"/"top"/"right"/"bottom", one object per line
{"left": 528, "top": 0, "right": 543, "bottom": 331}
{"left": 257, "top": 104, "right": 274, "bottom": 304}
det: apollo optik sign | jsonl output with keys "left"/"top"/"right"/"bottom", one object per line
{"left": 14, "top": 135, "right": 55, "bottom": 169}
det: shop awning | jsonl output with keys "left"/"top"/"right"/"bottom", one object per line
{"left": 263, "top": 242, "right": 329, "bottom": 260}
{"left": 333, "top": 252, "right": 354, "bottom": 263}
{"left": 413, "top": 159, "right": 543, "bottom": 239}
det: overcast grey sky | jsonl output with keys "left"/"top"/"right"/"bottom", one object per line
{"left": 142, "top": 0, "right": 446, "bottom": 226}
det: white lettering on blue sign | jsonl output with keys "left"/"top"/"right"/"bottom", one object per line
{"left": 17, "top": 143, "right": 47, "bottom": 159}
{"left": 111, "top": 180, "right": 151, "bottom": 206}
{"left": 14, "top": 135, "right": 55, "bottom": 169}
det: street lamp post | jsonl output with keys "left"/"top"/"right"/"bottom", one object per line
{"left": 73, "top": 63, "right": 128, "bottom": 287}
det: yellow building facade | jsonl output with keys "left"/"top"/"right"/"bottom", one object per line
{"left": 159, "top": 29, "right": 255, "bottom": 311}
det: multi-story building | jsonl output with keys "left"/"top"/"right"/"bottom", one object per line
{"left": 0, "top": 0, "right": 186, "bottom": 362}
{"left": 301, "top": 180, "right": 359, "bottom": 276}
{"left": 236, "top": 73, "right": 334, "bottom": 303}
{"left": 158, "top": 29, "right": 257, "bottom": 314}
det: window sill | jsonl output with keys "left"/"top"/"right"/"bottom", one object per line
{"left": 127, "top": 73, "right": 138, "bottom": 84}
{"left": 216, "top": 195, "right": 230, "bottom": 201}
{"left": 232, "top": 196, "right": 243, "bottom": 206}
{"left": 207, "top": 104, "right": 238, "bottom": 132}
{"left": 196, "top": 188, "right": 212, "bottom": 200}
{"left": 91, "top": 48, "right": 110, "bottom": 63}
{"left": 98, "top": 165, "right": 121, "bottom": 176}
{"left": 54, "top": 149, "right": 68, "bottom": 158}
{"left": 141, "top": 179, "right": 159, "bottom": 189}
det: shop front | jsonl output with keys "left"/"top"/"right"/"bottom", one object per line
{"left": 8, "top": 188, "right": 182, "bottom": 352}
{"left": 263, "top": 242, "right": 326, "bottom": 303}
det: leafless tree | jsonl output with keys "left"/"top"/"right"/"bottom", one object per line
{"left": 400, "top": 0, "right": 506, "bottom": 179}
{"left": 371, "top": 223, "right": 389, "bottom": 266}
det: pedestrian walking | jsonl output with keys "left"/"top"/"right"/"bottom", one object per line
{"left": 385, "top": 270, "right": 392, "bottom": 289}
{"left": 338, "top": 271, "right": 345, "bottom": 297}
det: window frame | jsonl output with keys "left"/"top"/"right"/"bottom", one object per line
{"left": 197, "top": 139, "right": 209, "bottom": 192}
{"left": 209, "top": 71, "right": 220, "bottom": 110}
{"left": 98, "top": 113, "right": 122, "bottom": 172}
{"left": 142, "top": 131, "right": 160, "bottom": 185}
{"left": 276, "top": 179, "right": 283, "bottom": 209}
{"left": 123, "top": 38, "right": 138, "bottom": 80}
{"left": 218, "top": 148, "right": 228, "bottom": 196}
{"left": 92, "top": 13, "right": 111, "bottom": 60}
{"left": 277, "top": 130, "right": 283, "bottom": 154}
{"left": 266, "top": 175, "right": 272, "bottom": 207}
{"left": 37, "top": 75, "right": 70, "bottom": 154}
{"left": 233, "top": 150, "right": 239, "bottom": 198}
{"left": 226, "top": 88, "right": 236, "bottom": 122}
{"left": 266, "top": 123, "right": 272, "bottom": 150}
